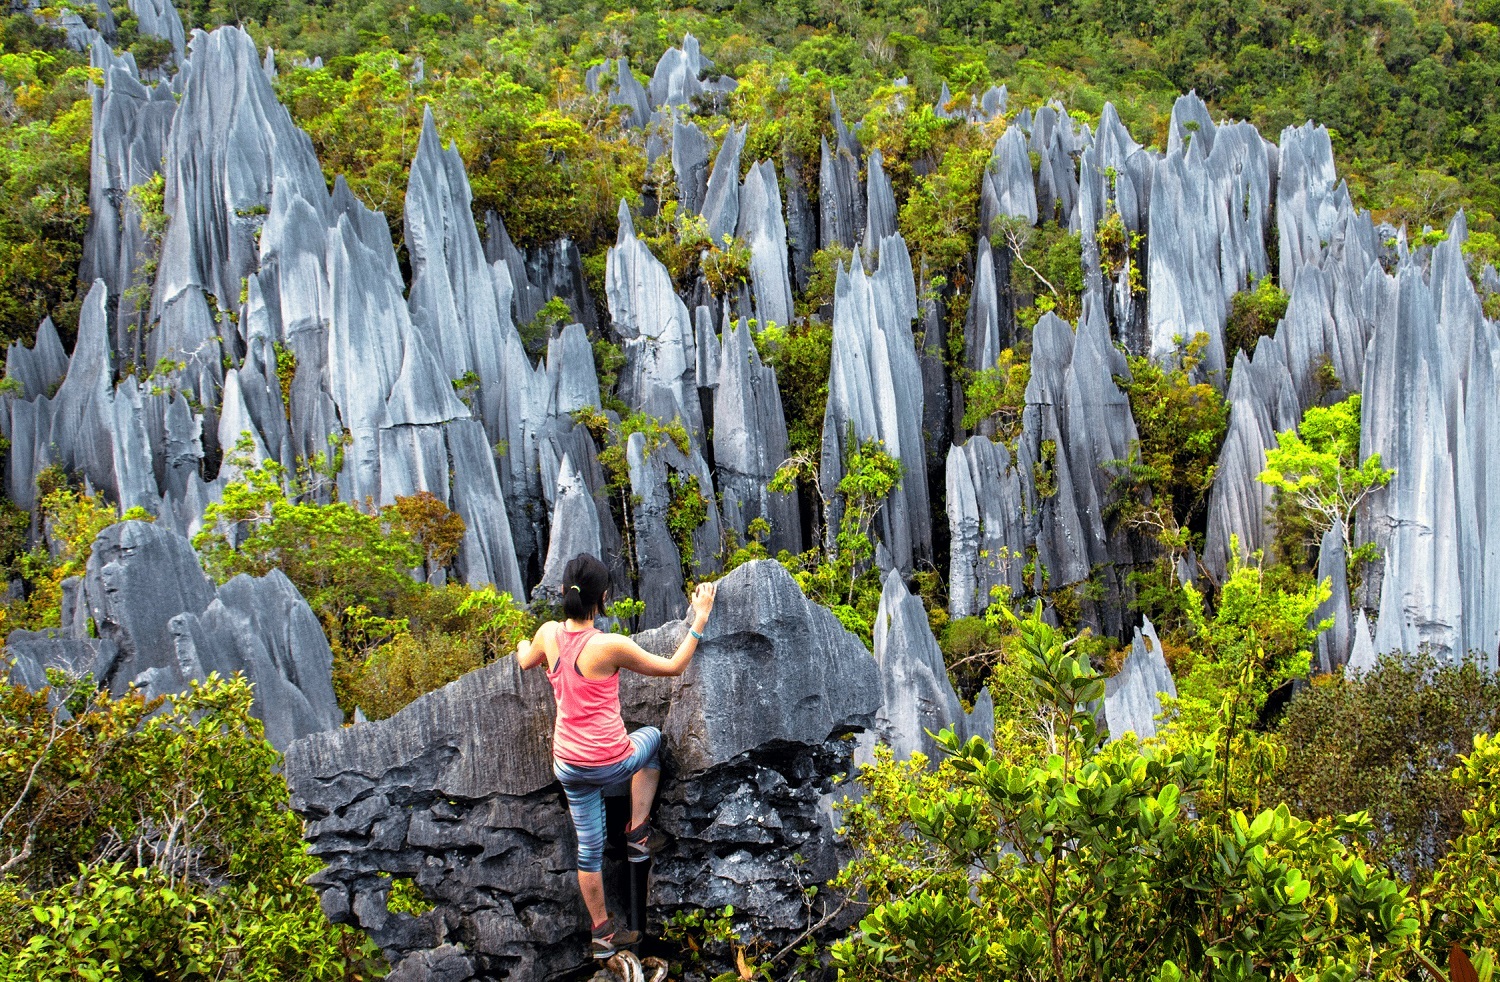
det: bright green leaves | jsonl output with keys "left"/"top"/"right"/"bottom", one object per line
{"left": 774, "top": 436, "right": 902, "bottom": 646}
{"left": 1259, "top": 394, "right": 1393, "bottom": 580}
{"left": 0, "top": 678, "right": 381, "bottom": 979}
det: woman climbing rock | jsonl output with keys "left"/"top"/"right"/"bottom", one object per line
{"left": 516, "top": 553, "right": 717, "bottom": 959}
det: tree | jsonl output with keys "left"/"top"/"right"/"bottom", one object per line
{"left": 1273, "top": 653, "right": 1500, "bottom": 885}
{"left": 0, "top": 676, "right": 380, "bottom": 978}
{"left": 1258, "top": 394, "right": 1394, "bottom": 575}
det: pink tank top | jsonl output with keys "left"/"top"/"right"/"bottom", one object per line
{"left": 546, "top": 626, "right": 634, "bottom": 767}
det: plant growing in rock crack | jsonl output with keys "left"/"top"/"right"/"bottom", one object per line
{"left": 769, "top": 436, "right": 901, "bottom": 644}
{"left": 1258, "top": 393, "right": 1393, "bottom": 588}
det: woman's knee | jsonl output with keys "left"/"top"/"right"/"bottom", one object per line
{"left": 632, "top": 726, "right": 663, "bottom": 771}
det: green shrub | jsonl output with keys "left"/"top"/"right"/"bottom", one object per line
{"left": 1225, "top": 275, "right": 1289, "bottom": 356}
{"left": 1273, "top": 653, "right": 1500, "bottom": 885}
{"left": 834, "top": 605, "right": 1419, "bottom": 982}
{"left": 0, "top": 676, "right": 381, "bottom": 979}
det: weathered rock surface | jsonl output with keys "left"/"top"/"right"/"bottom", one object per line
{"left": 714, "top": 319, "right": 801, "bottom": 555}
{"left": 945, "top": 435, "right": 1026, "bottom": 618}
{"left": 819, "top": 237, "right": 930, "bottom": 573}
{"left": 3, "top": 520, "right": 339, "bottom": 749}
{"left": 863, "top": 571, "right": 993, "bottom": 762}
{"left": 606, "top": 202, "right": 704, "bottom": 443}
{"left": 819, "top": 99, "right": 864, "bottom": 251}
{"left": 284, "top": 560, "right": 879, "bottom": 981}
{"left": 1103, "top": 618, "right": 1176, "bottom": 741}
{"left": 736, "top": 159, "right": 795, "bottom": 330}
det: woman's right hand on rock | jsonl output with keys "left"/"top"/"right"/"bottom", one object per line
{"left": 690, "top": 581, "right": 717, "bottom": 621}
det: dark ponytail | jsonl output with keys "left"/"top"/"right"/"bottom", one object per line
{"left": 562, "top": 553, "right": 610, "bottom": 621}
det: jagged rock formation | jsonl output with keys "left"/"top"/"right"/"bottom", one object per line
{"left": 3, "top": 520, "right": 339, "bottom": 749}
{"left": 1102, "top": 617, "right": 1176, "bottom": 740}
{"left": 819, "top": 237, "right": 930, "bottom": 574}
{"left": 1013, "top": 304, "right": 1141, "bottom": 637}
{"left": 671, "top": 120, "right": 710, "bottom": 215}
{"left": 1314, "top": 521, "right": 1352, "bottom": 672}
{"left": 700, "top": 123, "right": 744, "bottom": 244}
{"left": 1362, "top": 216, "right": 1500, "bottom": 665}
{"left": 283, "top": 560, "right": 879, "bottom": 981}
{"left": 737, "top": 159, "right": 795, "bottom": 330}
{"left": 82, "top": 37, "right": 178, "bottom": 354}
{"left": 862, "top": 149, "right": 897, "bottom": 258}
{"left": 606, "top": 202, "right": 704, "bottom": 443}
{"left": 714, "top": 319, "right": 801, "bottom": 555}
{"left": 819, "top": 98, "right": 864, "bottom": 251}
{"left": 945, "top": 435, "right": 1026, "bottom": 618}
{"left": 863, "top": 570, "right": 994, "bottom": 762}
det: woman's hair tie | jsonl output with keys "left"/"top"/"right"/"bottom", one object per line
{"left": 569, "top": 584, "right": 582, "bottom": 592}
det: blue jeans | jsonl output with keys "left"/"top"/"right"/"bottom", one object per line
{"left": 554, "top": 727, "right": 662, "bottom": 873}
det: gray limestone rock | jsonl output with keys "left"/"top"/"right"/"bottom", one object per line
{"left": 819, "top": 99, "right": 864, "bottom": 251}
{"left": 1313, "top": 520, "right": 1351, "bottom": 673}
{"left": 1277, "top": 122, "right": 1340, "bottom": 294}
{"left": 82, "top": 40, "right": 177, "bottom": 357}
{"left": 819, "top": 237, "right": 930, "bottom": 573}
{"left": 946, "top": 436, "right": 1026, "bottom": 618}
{"left": 863, "top": 148, "right": 897, "bottom": 257}
{"left": 1031, "top": 107, "right": 1079, "bottom": 225}
{"left": 963, "top": 235, "right": 1007, "bottom": 371}
{"left": 532, "top": 455, "right": 603, "bottom": 604}
{"left": 607, "top": 58, "right": 650, "bottom": 128}
{"left": 3, "top": 630, "right": 117, "bottom": 687}
{"left": 152, "top": 27, "right": 327, "bottom": 401}
{"left": 1013, "top": 305, "right": 1141, "bottom": 636}
{"left": 9, "top": 281, "right": 159, "bottom": 516}
{"left": 672, "top": 119, "right": 711, "bottom": 215}
{"left": 129, "top": 0, "right": 185, "bottom": 61}
{"left": 648, "top": 35, "right": 709, "bottom": 109}
{"left": 1346, "top": 610, "right": 1377, "bottom": 677}
{"left": 284, "top": 559, "right": 878, "bottom": 980}
{"left": 4, "top": 317, "right": 68, "bottom": 400}
{"left": 980, "top": 85, "right": 1008, "bottom": 120}
{"left": 714, "top": 319, "right": 801, "bottom": 555}
{"left": 982, "top": 124, "right": 1037, "bottom": 231}
{"left": 626, "top": 430, "right": 688, "bottom": 628}
{"left": 700, "top": 123, "right": 745, "bottom": 245}
{"left": 1103, "top": 618, "right": 1176, "bottom": 741}
{"left": 865, "top": 570, "right": 993, "bottom": 762}
{"left": 736, "top": 159, "right": 795, "bottom": 330}
{"left": 171, "top": 568, "right": 342, "bottom": 750}
{"left": 783, "top": 153, "right": 816, "bottom": 294}
{"left": 79, "top": 519, "right": 216, "bottom": 696}
{"left": 606, "top": 202, "right": 704, "bottom": 443}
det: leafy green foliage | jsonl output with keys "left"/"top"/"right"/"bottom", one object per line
{"left": 194, "top": 456, "right": 425, "bottom": 633}
{"left": 193, "top": 449, "right": 530, "bottom": 719}
{"left": 0, "top": 16, "right": 91, "bottom": 345}
{"left": 1427, "top": 733, "right": 1500, "bottom": 957}
{"left": 960, "top": 348, "right": 1029, "bottom": 443}
{"left": 1259, "top": 394, "right": 1394, "bottom": 577}
{"left": 0, "top": 676, "right": 380, "bottom": 979}
{"left": 753, "top": 318, "right": 833, "bottom": 460}
{"left": 1225, "top": 275, "right": 1290, "bottom": 356}
{"left": 834, "top": 607, "right": 1419, "bottom": 982}
{"left": 1274, "top": 653, "right": 1500, "bottom": 885}
{"left": 772, "top": 438, "right": 901, "bottom": 644}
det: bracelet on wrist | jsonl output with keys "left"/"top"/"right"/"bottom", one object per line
{"left": 689, "top": 627, "right": 704, "bottom": 640}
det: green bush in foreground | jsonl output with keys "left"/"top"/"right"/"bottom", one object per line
{"left": 835, "top": 604, "right": 1421, "bottom": 982}
{"left": 0, "top": 675, "right": 380, "bottom": 981}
